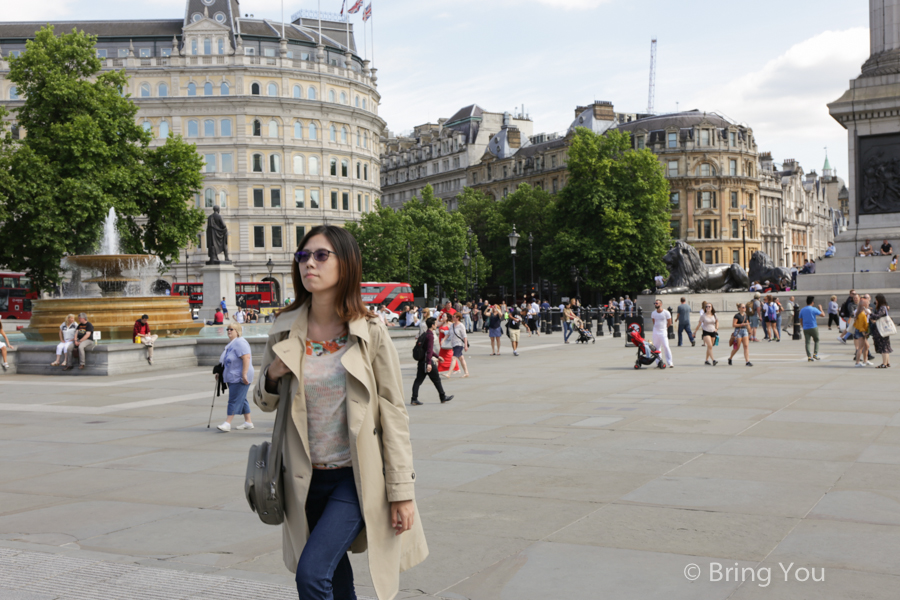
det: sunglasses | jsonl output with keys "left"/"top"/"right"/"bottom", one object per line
{"left": 226, "top": 328, "right": 234, "bottom": 332}
{"left": 295, "top": 249, "right": 337, "bottom": 263}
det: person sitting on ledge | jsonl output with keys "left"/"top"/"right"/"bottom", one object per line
{"left": 213, "top": 308, "right": 225, "bottom": 325}
{"left": 881, "top": 240, "right": 893, "bottom": 256}
{"left": 860, "top": 239, "right": 875, "bottom": 256}
{"left": 824, "top": 242, "right": 835, "bottom": 258}
{"left": 133, "top": 314, "right": 158, "bottom": 366}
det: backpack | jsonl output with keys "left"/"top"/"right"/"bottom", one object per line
{"left": 412, "top": 331, "right": 429, "bottom": 362}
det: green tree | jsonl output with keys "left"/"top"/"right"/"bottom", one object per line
{"left": 543, "top": 128, "right": 671, "bottom": 297}
{"left": 345, "top": 201, "right": 411, "bottom": 283}
{"left": 0, "top": 26, "right": 205, "bottom": 293}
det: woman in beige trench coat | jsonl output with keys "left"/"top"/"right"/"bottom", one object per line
{"left": 253, "top": 226, "right": 428, "bottom": 600}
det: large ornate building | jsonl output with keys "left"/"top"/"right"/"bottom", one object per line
{"left": 0, "top": 0, "right": 384, "bottom": 303}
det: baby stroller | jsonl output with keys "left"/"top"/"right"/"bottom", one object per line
{"left": 573, "top": 317, "right": 595, "bottom": 344}
{"left": 629, "top": 329, "right": 665, "bottom": 369}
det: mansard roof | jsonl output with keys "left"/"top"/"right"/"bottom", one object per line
{"left": 0, "top": 20, "right": 183, "bottom": 39}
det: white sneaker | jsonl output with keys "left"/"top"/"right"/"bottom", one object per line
{"left": 217, "top": 422, "right": 231, "bottom": 432}
{"left": 236, "top": 422, "right": 254, "bottom": 430}
{"left": 1, "top": 362, "right": 7, "bottom": 370}
{"left": 866, "top": 361, "right": 875, "bottom": 366}
{"left": 855, "top": 362, "right": 864, "bottom": 368}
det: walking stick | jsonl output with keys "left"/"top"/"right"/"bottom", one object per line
{"left": 207, "top": 376, "right": 219, "bottom": 428}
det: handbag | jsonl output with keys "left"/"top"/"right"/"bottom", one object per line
{"left": 245, "top": 374, "right": 291, "bottom": 525}
{"left": 877, "top": 314, "right": 897, "bottom": 337}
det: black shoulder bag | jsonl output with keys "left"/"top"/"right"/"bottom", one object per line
{"left": 245, "top": 374, "right": 292, "bottom": 525}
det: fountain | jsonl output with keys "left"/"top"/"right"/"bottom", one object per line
{"left": 22, "top": 208, "right": 203, "bottom": 342}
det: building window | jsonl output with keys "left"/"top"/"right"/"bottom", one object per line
{"left": 667, "top": 161, "right": 678, "bottom": 177}
{"left": 139, "top": 48, "right": 151, "bottom": 58}
{"left": 309, "top": 123, "right": 318, "bottom": 140}
{"left": 308, "top": 86, "right": 317, "bottom": 100}
{"left": 221, "top": 153, "right": 233, "bottom": 173}
{"left": 703, "top": 220, "right": 712, "bottom": 239}
{"left": 218, "top": 38, "right": 225, "bottom": 54}
{"left": 293, "top": 155, "right": 304, "bottom": 174}
{"left": 204, "top": 188, "right": 215, "bottom": 207}
{"left": 503, "top": 187, "right": 509, "bottom": 197}
{"left": 328, "top": 89, "right": 336, "bottom": 103}
{"left": 97, "top": 49, "right": 108, "bottom": 58}
{"left": 729, "top": 131, "right": 736, "bottom": 147}
{"left": 253, "top": 120, "right": 261, "bottom": 136}
{"left": 264, "top": 48, "right": 276, "bottom": 57}
{"left": 267, "top": 83, "right": 278, "bottom": 97}
{"left": 748, "top": 194, "right": 754, "bottom": 210}
{"left": 341, "top": 127, "right": 348, "bottom": 144}
{"left": 271, "top": 188, "right": 281, "bottom": 208}
{"left": 701, "top": 129, "right": 710, "bottom": 146}
{"left": 218, "top": 191, "right": 227, "bottom": 207}
{"left": 253, "top": 188, "right": 264, "bottom": 207}
{"left": 269, "top": 226, "right": 282, "bottom": 248}
{"left": 670, "top": 192, "right": 679, "bottom": 207}
{"left": 191, "top": 39, "right": 198, "bottom": 55}
{"left": 220, "top": 119, "right": 232, "bottom": 136}
{"left": 294, "top": 122, "right": 303, "bottom": 139}
{"left": 330, "top": 125, "right": 337, "bottom": 142}
{"left": 251, "top": 83, "right": 260, "bottom": 95}
{"left": 293, "top": 85, "right": 302, "bottom": 99}
{"left": 364, "top": 194, "right": 370, "bottom": 211}
{"left": 187, "top": 120, "right": 199, "bottom": 137}
{"left": 254, "top": 226, "right": 265, "bottom": 248}
{"left": 356, "top": 162, "right": 361, "bottom": 179}
{"left": 364, "top": 164, "right": 368, "bottom": 180}
{"left": 729, "top": 159, "right": 737, "bottom": 176}
{"left": 252, "top": 154, "right": 263, "bottom": 173}
{"left": 667, "top": 132, "right": 677, "bottom": 148}
{"left": 697, "top": 191, "right": 716, "bottom": 209}
{"left": 732, "top": 219, "right": 739, "bottom": 238}
{"left": 331, "top": 191, "right": 338, "bottom": 209}
{"left": 310, "top": 190, "right": 319, "bottom": 208}
{"left": 357, "top": 194, "right": 362, "bottom": 211}
{"left": 295, "top": 189, "right": 305, "bottom": 208}
{"left": 338, "top": 91, "right": 346, "bottom": 104}
{"left": 551, "top": 155, "right": 557, "bottom": 168}
{"left": 637, "top": 135, "right": 645, "bottom": 149}
{"left": 270, "top": 154, "right": 281, "bottom": 173}
{"left": 203, "top": 38, "right": 211, "bottom": 55}
{"left": 341, "top": 160, "right": 348, "bottom": 177}
{"left": 363, "top": 99, "right": 367, "bottom": 110}
{"left": 670, "top": 220, "right": 681, "bottom": 239}
{"left": 268, "top": 120, "right": 278, "bottom": 138}
{"left": 309, "top": 156, "right": 319, "bottom": 175}
{"left": 204, "top": 119, "right": 215, "bottom": 137}
{"left": 700, "top": 164, "right": 711, "bottom": 177}
{"left": 159, "top": 120, "right": 170, "bottom": 138}
{"left": 142, "top": 121, "right": 153, "bottom": 134}
{"left": 140, "top": 83, "right": 151, "bottom": 97}
{"left": 296, "top": 225, "right": 306, "bottom": 242}
{"left": 731, "top": 191, "right": 738, "bottom": 209}
{"left": 364, "top": 131, "right": 368, "bottom": 147}
{"left": 158, "top": 83, "right": 168, "bottom": 97}
{"left": 342, "top": 192, "right": 349, "bottom": 210}
{"left": 245, "top": 48, "right": 256, "bottom": 56}
{"left": 204, "top": 154, "right": 216, "bottom": 173}
{"left": 187, "top": 82, "right": 196, "bottom": 96}
{"left": 552, "top": 178, "right": 558, "bottom": 193}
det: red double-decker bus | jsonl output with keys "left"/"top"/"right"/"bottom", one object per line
{"left": 0, "top": 272, "right": 37, "bottom": 320}
{"left": 171, "top": 281, "right": 274, "bottom": 310}
{"left": 360, "top": 282, "right": 414, "bottom": 312}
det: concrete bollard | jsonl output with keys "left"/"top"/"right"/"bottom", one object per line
{"left": 792, "top": 305, "right": 801, "bottom": 340}
{"left": 613, "top": 310, "right": 622, "bottom": 338}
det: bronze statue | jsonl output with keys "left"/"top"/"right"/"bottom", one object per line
{"left": 206, "top": 206, "right": 230, "bottom": 264}
{"left": 657, "top": 240, "right": 748, "bottom": 294}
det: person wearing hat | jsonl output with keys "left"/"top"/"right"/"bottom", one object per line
{"left": 133, "top": 314, "right": 158, "bottom": 365}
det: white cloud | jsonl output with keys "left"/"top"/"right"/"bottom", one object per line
{"left": 532, "top": 0, "right": 610, "bottom": 7}
{"left": 688, "top": 27, "right": 868, "bottom": 178}
{"left": 5, "top": 0, "right": 75, "bottom": 21}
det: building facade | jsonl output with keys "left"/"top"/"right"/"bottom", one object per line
{"left": 0, "top": 0, "right": 384, "bottom": 303}
{"left": 380, "top": 105, "right": 532, "bottom": 210}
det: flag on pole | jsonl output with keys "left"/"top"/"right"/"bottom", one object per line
{"left": 340, "top": 0, "right": 347, "bottom": 16}
{"left": 363, "top": 3, "right": 372, "bottom": 21}
{"left": 348, "top": 0, "right": 363, "bottom": 13}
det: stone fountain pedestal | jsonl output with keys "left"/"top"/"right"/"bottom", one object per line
{"left": 199, "top": 262, "right": 237, "bottom": 322}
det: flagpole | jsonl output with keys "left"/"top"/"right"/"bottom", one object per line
{"left": 318, "top": 0, "right": 322, "bottom": 43}
{"left": 281, "top": 0, "right": 285, "bottom": 38}
{"left": 370, "top": 2, "right": 374, "bottom": 66}
{"left": 345, "top": 5, "right": 350, "bottom": 55}
{"left": 362, "top": 12, "right": 366, "bottom": 61}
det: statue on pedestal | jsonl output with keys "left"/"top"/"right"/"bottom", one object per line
{"left": 206, "top": 206, "right": 231, "bottom": 264}
{"left": 657, "top": 241, "right": 748, "bottom": 294}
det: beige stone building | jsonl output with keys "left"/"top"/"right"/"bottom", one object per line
{"left": 0, "top": 0, "right": 384, "bottom": 304}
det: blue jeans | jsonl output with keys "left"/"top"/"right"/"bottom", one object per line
{"left": 677, "top": 323, "right": 694, "bottom": 346}
{"left": 226, "top": 382, "right": 251, "bottom": 416}
{"left": 563, "top": 321, "right": 573, "bottom": 342}
{"left": 296, "top": 468, "right": 365, "bottom": 600}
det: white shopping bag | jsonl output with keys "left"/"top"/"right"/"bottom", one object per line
{"left": 838, "top": 318, "right": 847, "bottom": 333}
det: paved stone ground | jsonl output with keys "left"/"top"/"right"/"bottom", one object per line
{"left": 1, "top": 327, "right": 899, "bottom": 599}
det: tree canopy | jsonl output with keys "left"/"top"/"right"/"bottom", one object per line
{"left": 0, "top": 26, "right": 205, "bottom": 293}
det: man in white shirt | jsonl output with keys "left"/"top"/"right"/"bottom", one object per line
{"left": 528, "top": 300, "right": 540, "bottom": 337}
{"left": 234, "top": 309, "right": 245, "bottom": 324}
{"left": 654, "top": 274, "right": 665, "bottom": 290}
{"left": 650, "top": 299, "right": 674, "bottom": 368}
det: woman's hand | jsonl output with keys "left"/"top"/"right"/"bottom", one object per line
{"left": 391, "top": 500, "right": 415, "bottom": 536}
{"left": 241, "top": 374, "right": 250, "bottom": 385}
{"left": 267, "top": 356, "right": 290, "bottom": 380}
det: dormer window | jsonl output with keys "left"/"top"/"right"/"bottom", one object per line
{"left": 214, "top": 12, "right": 226, "bottom": 23}
{"left": 637, "top": 135, "right": 645, "bottom": 149}
{"left": 191, "top": 13, "right": 202, "bottom": 23}
{"left": 729, "top": 131, "right": 736, "bottom": 147}
{"left": 667, "top": 132, "right": 677, "bottom": 148}
{"left": 700, "top": 129, "right": 710, "bottom": 146}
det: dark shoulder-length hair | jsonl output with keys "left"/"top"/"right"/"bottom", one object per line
{"left": 278, "top": 225, "right": 373, "bottom": 322}
{"left": 875, "top": 293, "right": 887, "bottom": 310}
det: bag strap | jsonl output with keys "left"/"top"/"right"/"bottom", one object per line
{"left": 268, "top": 374, "right": 293, "bottom": 481}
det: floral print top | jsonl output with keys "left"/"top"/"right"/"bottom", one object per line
{"left": 304, "top": 335, "right": 352, "bottom": 469}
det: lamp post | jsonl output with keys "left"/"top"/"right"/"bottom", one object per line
{"left": 407, "top": 241, "right": 411, "bottom": 285}
{"left": 463, "top": 252, "right": 470, "bottom": 302}
{"left": 528, "top": 232, "right": 534, "bottom": 302}
{"left": 266, "top": 257, "right": 275, "bottom": 305}
{"left": 508, "top": 225, "right": 520, "bottom": 306}
{"left": 571, "top": 266, "right": 581, "bottom": 302}
{"left": 740, "top": 204, "right": 748, "bottom": 271}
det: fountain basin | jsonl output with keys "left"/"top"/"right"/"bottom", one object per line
{"left": 22, "top": 296, "right": 203, "bottom": 342}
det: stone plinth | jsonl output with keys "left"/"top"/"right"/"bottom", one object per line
{"left": 199, "top": 263, "right": 237, "bottom": 322}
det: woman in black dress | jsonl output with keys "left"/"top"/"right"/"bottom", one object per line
{"left": 871, "top": 293, "right": 892, "bottom": 368}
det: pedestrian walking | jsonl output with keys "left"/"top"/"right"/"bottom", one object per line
{"left": 766, "top": 295, "right": 780, "bottom": 342}
{"left": 64, "top": 313, "right": 94, "bottom": 371}
{"left": 0, "top": 319, "right": 14, "bottom": 370}
{"left": 798, "top": 296, "right": 825, "bottom": 361}
{"left": 507, "top": 306, "right": 523, "bottom": 356}
{"left": 749, "top": 293, "right": 761, "bottom": 342}
{"left": 445, "top": 312, "right": 469, "bottom": 377}
{"left": 527, "top": 299, "right": 540, "bottom": 337}
{"left": 693, "top": 304, "right": 718, "bottom": 365}
{"left": 436, "top": 313, "right": 459, "bottom": 374}
{"left": 411, "top": 317, "right": 453, "bottom": 405}
{"left": 254, "top": 225, "right": 427, "bottom": 599}
{"left": 133, "top": 314, "right": 159, "bottom": 365}
{"left": 488, "top": 305, "right": 503, "bottom": 355}
{"left": 728, "top": 303, "right": 752, "bottom": 366}
{"left": 871, "top": 294, "right": 893, "bottom": 368}
{"left": 650, "top": 300, "right": 674, "bottom": 368}
{"left": 220, "top": 296, "right": 227, "bottom": 315}
{"left": 50, "top": 314, "right": 77, "bottom": 367}
{"left": 215, "top": 323, "right": 254, "bottom": 431}
{"left": 853, "top": 295, "right": 874, "bottom": 367}
{"left": 462, "top": 302, "right": 473, "bottom": 333}
{"left": 675, "top": 297, "right": 695, "bottom": 347}
{"left": 419, "top": 308, "right": 433, "bottom": 335}
{"left": 563, "top": 298, "right": 577, "bottom": 344}
{"left": 827, "top": 295, "right": 840, "bottom": 330}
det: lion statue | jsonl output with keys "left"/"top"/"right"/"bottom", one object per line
{"left": 748, "top": 251, "right": 790, "bottom": 288}
{"left": 658, "top": 241, "right": 749, "bottom": 294}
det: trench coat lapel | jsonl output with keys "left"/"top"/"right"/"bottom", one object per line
{"left": 341, "top": 318, "right": 373, "bottom": 439}
{"left": 271, "top": 304, "right": 310, "bottom": 463}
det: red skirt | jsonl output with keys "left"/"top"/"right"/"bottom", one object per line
{"left": 437, "top": 347, "right": 460, "bottom": 372}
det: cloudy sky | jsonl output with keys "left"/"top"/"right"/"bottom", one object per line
{"left": 9, "top": 0, "right": 869, "bottom": 178}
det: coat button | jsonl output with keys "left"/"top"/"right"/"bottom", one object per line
{"left": 411, "top": 473, "right": 416, "bottom": 480}
{"left": 373, "top": 428, "right": 377, "bottom": 435}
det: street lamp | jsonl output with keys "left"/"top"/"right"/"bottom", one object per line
{"left": 463, "top": 252, "right": 470, "bottom": 301}
{"left": 571, "top": 266, "right": 581, "bottom": 302}
{"left": 468, "top": 227, "right": 478, "bottom": 299}
{"left": 407, "top": 241, "right": 411, "bottom": 285}
{"left": 528, "top": 232, "right": 534, "bottom": 302}
{"left": 740, "top": 204, "right": 748, "bottom": 272}
{"left": 508, "top": 225, "right": 520, "bottom": 305}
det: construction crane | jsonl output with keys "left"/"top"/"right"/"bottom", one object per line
{"left": 647, "top": 38, "right": 657, "bottom": 115}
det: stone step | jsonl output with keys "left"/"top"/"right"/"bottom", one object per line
{"left": 798, "top": 271, "right": 900, "bottom": 291}
{"left": 815, "top": 255, "right": 894, "bottom": 274}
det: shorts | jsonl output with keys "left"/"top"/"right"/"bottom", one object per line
{"left": 854, "top": 330, "right": 868, "bottom": 340}
{"left": 509, "top": 329, "right": 521, "bottom": 343}
{"left": 734, "top": 328, "right": 749, "bottom": 338}
{"left": 452, "top": 346, "right": 464, "bottom": 357}
{"left": 489, "top": 327, "right": 503, "bottom": 338}
{"left": 749, "top": 316, "right": 759, "bottom": 327}
{"left": 702, "top": 330, "right": 717, "bottom": 339}
{"left": 0, "top": 340, "right": 5, "bottom": 349}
